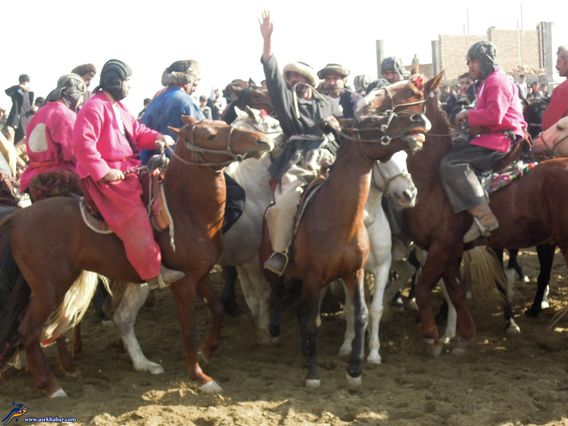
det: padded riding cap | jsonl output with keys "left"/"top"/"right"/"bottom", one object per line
{"left": 353, "top": 74, "right": 371, "bottom": 92}
{"left": 71, "top": 63, "right": 97, "bottom": 77}
{"left": 161, "top": 59, "right": 200, "bottom": 87}
{"left": 381, "top": 57, "right": 405, "bottom": 76}
{"left": 283, "top": 62, "right": 319, "bottom": 87}
{"left": 317, "top": 63, "right": 350, "bottom": 79}
{"left": 45, "top": 73, "right": 87, "bottom": 108}
{"left": 467, "top": 41, "right": 497, "bottom": 78}
{"left": 96, "top": 59, "right": 132, "bottom": 101}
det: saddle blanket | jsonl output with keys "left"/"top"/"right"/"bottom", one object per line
{"left": 481, "top": 161, "right": 538, "bottom": 195}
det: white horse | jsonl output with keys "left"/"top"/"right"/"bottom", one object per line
{"left": 338, "top": 151, "right": 417, "bottom": 364}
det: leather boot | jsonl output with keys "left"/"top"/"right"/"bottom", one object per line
{"left": 148, "top": 265, "right": 185, "bottom": 289}
{"left": 263, "top": 251, "right": 288, "bottom": 276}
{"left": 463, "top": 202, "right": 499, "bottom": 243}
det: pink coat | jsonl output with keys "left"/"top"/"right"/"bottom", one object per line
{"left": 72, "top": 91, "right": 159, "bottom": 181}
{"left": 20, "top": 102, "right": 77, "bottom": 191}
{"left": 468, "top": 68, "right": 527, "bottom": 153}
{"left": 542, "top": 79, "right": 568, "bottom": 131}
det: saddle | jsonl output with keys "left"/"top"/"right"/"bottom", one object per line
{"left": 79, "top": 169, "right": 172, "bottom": 235}
{"left": 492, "top": 134, "right": 532, "bottom": 173}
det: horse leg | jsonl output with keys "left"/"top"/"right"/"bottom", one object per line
{"left": 343, "top": 269, "right": 368, "bottom": 388}
{"left": 507, "top": 248, "right": 528, "bottom": 282}
{"left": 170, "top": 278, "right": 222, "bottom": 392}
{"left": 366, "top": 244, "right": 391, "bottom": 365}
{"left": 297, "top": 278, "right": 322, "bottom": 388}
{"left": 526, "top": 243, "right": 555, "bottom": 317}
{"left": 414, "top": 243, "right": 455, "bottom": 347}
{"left": 441, "top": 259, "right": 476, "bottom": 353}
{"left": 338, "top": 281, "right": 354, "bottom": 358}
{"left": 242, "top": 263, "right": 274, "bottom": 344}
{"left": 236, "top": 264, "right": 263, "bottom": 342}
{"left": 438, "top": 281, "right": 457, "bottom": 344}
{"left": 71, "top": 325, "right": 82, "bottom": 357}
{"left": 492, "top": 264, "right": 521, "bottom": 335}
{"left": 19, "top": 293, "right": 67, "bottom": 397}
{"left": 112, "top": 283, "right": 164, "bottom": 374}
{"left": 196, "top": 274, "right": 224, "bottom": 363}
{"left": 220, "top": 266, "right": 240, "bottom": 316}
{"left": 56, "top": 336, "right": 80, "bottom": 378}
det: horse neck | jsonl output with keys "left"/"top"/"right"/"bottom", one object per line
{"left": 408, "top": 105, "right": 453, "bottom": 190}
{"left": 163, "top": 150, "right": 226, "bottom": 235}
{"left": 321, "top": 141, "right": 373, "bottom": 224}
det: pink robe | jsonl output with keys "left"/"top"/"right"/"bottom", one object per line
{"left": 20, "top": 102, "right": 77, "bottom": 192}
{"left": 73, "top": 91, "right": 161, "bottom": 280}
{"left": 468, "top": 68, "right": 527, "bottom": 153}
{"left": 541, "top": 79, "right": 568, "bottom": 131}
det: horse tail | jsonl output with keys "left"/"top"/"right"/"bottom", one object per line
{"left": 461, "top": 246, "right": 509, "bottom": 303}
{"left": 41, "top": 272, "right": 111, "bottom": 345}
{"left": 0, "top": 245, "right": 30, "bottom": 367}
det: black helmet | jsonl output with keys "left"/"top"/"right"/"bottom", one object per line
{"left": 467, "top": 41, "right": 497, "bottom": 79}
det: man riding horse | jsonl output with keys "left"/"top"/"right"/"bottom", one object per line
{"left": 259, "top": 11, "right": 340, "bottom": 276}
{"left": 72, "top": 59, "right": 181, "bottom": 288}
{"left": 440, "top": 41, "right": 527, "bottom": 243}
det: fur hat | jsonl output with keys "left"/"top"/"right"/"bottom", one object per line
{"left": 283, "top": 62, "right": 319, "bottom": 87}
{"left": 161, "top": 60, "right": 200, "bottom": 87}
{"left": 317, "top": 63, "right": 350, "bottom": 79}
{"left": 71, "top": 63, "right": 97, "bottom": 77}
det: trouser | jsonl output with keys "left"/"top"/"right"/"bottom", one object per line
{"left": 439, "top": 136, "right": 507, "bottom": 213}
{"left": 266, "top": 148, "right": 335, "bottom": 252}
{"left": 83, "top": 175, "right": 161, "bottom": 280}
{"left": 222, "top": 173, "right": 245, "bottom": 233}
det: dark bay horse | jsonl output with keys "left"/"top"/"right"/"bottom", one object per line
{"left": 261, "top": 77, "right": 432, "bottom": 388}
{"left": 404, "top": 75, "right": 568, "bottom": 353}
{"left": 0, "top": 117, "right": 270, "bottom": 397}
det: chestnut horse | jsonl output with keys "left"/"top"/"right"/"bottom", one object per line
{"left": 0, "top": 117, "right": 270, "bottom": 397}
{"left": 405, "top": 75, "right": 568, "bottom": 353}
{"left": 261, "top": 77, "right": 432, "bottom": 388}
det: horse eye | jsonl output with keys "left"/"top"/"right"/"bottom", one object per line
{"left": 407, "top": 89, "right": 415, "bottom": 97}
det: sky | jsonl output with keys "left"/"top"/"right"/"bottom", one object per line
{"left": 0, "top": 0, "right": 566, "bottom": 114}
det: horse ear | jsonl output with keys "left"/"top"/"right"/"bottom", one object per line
{"left": 244, "top": 105, "right": 256, "bottom": 119}
{"left": 168, "top": 126, "right": 183, "bottom": 136}
{"left": 424, "top": 71, "right": 445, "bottom": 96}
{"left": 180, "top": 115, "right": 198, "bottom": 126}
{"left": 234, "top": 106, "right": 248, "bottom": 119}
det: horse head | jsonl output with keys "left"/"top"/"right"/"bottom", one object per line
{"left": 532, "top": 115, "right": 568, "bottom": 156}
{"left": 524, "top": 97, "right": 550, "bottom": 138}
{"left": 372, "top": 150, "right": 417, "bottom": 208}
{"left": 171, "top": 116, "right": 272, "bottom": 169}
{"left": 232, "top": 106, "right": 283, "bottom": 154}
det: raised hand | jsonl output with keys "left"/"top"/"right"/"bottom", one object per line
{"left": 259, "top": 10, "right": 273, "bottom": 40}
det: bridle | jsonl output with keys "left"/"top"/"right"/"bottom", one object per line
{"left": 534, "top": 129, "right": 568, "bottom": 154}
{"left": 372, "top": 162, "right": 414, "bottom": 195}
{"left": 171, "top": 121, "right": 256, "bottom": 171}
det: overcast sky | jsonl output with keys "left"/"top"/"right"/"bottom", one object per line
{"left": 1, "top": 0, "right": 566, "bottom": 114}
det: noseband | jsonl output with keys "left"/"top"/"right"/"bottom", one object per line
{"left": 172, "top": 121, "right": 253, "bottom": 170}
{"left": 372, "top": 162, "right": 414, "bottom": 195}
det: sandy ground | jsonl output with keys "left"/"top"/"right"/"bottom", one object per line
{"left": 2, "top": 249, "right": 568, "bottom": 426}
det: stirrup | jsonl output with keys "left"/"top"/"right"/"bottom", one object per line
{"left": 263, "top": 251, "right": 288, "bottom": 276}
{"left": 463, "top": 216, "right": 498, "bottom": 243}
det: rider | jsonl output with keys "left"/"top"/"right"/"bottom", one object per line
{"left": 439, "top": 41, "right": 527, "bottom": 243}
{"left": 541, "top": 46, "right": 568, "bottom": 131}
{"left": 380, "top": 56, "right": 407, "bottom": 84}
{"left": 72, "top": 59, "right": 183, "bottom": 287}
{"left": 140, "top": 59, "right": 203, "bottom": 165}
{"left": 20, "top": 73, "right": 87, "bottom": 201}
{"left": 317, "top": 63, "right": 362, "bottom": 118}
{"left": 259, "top": 11, "right": 340, "bottom": 275}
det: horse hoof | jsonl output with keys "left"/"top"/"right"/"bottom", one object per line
{"left": 451, "top": 338, "right": 468, "bottom": 355}
{"left": 200, "top": 381, "right": 223, "bottom": 393}
{"left": 429, "top": 342, "right": 444, "bottom": 357}
{"left": 198, "top": 350, "right": 209, "bottom": 364}
{"left": 366, "top": 353, "right": 382, "bottom": 365}
{"left": 541, "top": 301, "right": 550, "bottom": 310}
{"left": 346, "top": 373, "right": 362, "bottom": 388}
{"left": 64, "top": 369, "right": 81, "bottom": 379}
{"left": 50, "top": 388, "right": 68, "bottom": 398}
{"left": 148, "top": 364, "right": 165, "bottom": 375}
{"left": 506, "top": 321, "right": 521, "bottom": 336}
{"left": 305, "top": 379, "right": 321, "bottom": 388}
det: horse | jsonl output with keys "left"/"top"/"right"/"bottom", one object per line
{"left": 337, "top": 150, "right": 417, "bottom": 364}
{"left": 0, "top": 116, "right": 271, "bottom": 397}
{"left": 261, "top": 76, "right": 432, "bottom": 388}
{"left": 404, "top": 74, "right": 568, "bottom": 354}
{"left": 221, "top": 79, "right": 273, "bottom": 124}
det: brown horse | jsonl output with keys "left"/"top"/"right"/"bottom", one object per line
{"left": 0, "top": 117, "right": 271, "bottom": 397}
{"left": 261, "top": 77, "right": 432, "bottom": 388}
{"left": 404, "top": 74, "right": 568, "bottom": 353}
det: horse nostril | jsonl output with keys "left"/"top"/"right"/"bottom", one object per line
{"left": 410, "top": 114, "right": 423, "bottom": 123}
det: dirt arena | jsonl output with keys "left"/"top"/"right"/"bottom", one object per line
{"left": 2, "top": 249, "right": 568, "bottom": 425}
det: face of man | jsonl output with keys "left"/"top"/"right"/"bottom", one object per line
{"left": 382, "top": 70, "right": 400, "bottom": 84}
{"left": 121, "top": 78, "right": 131, "bottom": 98}
{"left": 467, "top": 58, "right": 482, "bottom": 80}
{"left": 323, "top": 73, "right": 345, "bottom": 97}
{"left": 82, "top": 71, "right": 96, "bottom": 88}
{"left": 285, "top": 71, "right": 309, "bottom": 89}
{"left": 556, "top": 54, "right": 568, "bottom": 78}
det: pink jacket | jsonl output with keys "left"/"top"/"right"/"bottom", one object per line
{"left": 468, "top": 68, "right": 527, "bottom": 153}
{"left": 72, "top": 91, "right": 159, "bottom": 181}
{"left": 20, "top": 102, "right": 77, "bottom": 191}
{"left": 542, "top": 79, "right": 568, "bottom": 131}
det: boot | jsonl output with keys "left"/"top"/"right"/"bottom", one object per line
{"left": 148, "top": 265, "right": 185, "bottom": 289}
{"left": 263, "top": 251, "right": 288, "bottom": 277}
{"left": 463, "top": 202, "right": 499, "bottom": 243}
